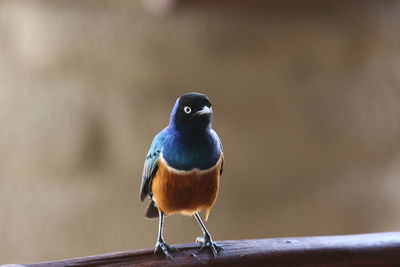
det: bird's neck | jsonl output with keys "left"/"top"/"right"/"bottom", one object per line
{"left": 162, "top": 126, "right": 219, "bottom": 171}
{"left": 170, "top": 125, "right": 211, "bottom": 144}
{"left": 170, "top": 122, "right": 211, "bottom": 133}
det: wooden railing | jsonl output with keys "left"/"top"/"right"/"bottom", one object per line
{"left": 3, "top": 232, "right": 400, "bottom": 266}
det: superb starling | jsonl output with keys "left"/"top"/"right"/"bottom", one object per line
{"left": 140, "top": 93, "right": 224, "bottom": 258}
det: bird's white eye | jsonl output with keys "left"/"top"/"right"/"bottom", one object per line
{"left": 184, "top": 106, "right": 191, "bottom": 114}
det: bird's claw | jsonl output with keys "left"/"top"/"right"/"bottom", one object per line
{"left": 155, "top": 240, "right": 177, "bottom": 259}
{"left": 196, "top": 235, "right": 222, "bottom": 257}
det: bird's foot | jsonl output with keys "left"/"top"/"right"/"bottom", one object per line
{"left": 196, "top": 235, "right": 223, "bottom": 257}
{"left": 155, "top": 240, "right": 178, "bottom": 259}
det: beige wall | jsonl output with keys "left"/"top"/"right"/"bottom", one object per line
{"left": 1, "top": 0, "right": 400, "bottom": 264}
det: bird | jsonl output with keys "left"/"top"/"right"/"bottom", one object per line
{"left": 140, "top": 92, "right": 224, "bottom": 259}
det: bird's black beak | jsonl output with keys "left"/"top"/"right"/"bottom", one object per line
{"left": 195, "top": 106, "right": 213, "bottom": 116}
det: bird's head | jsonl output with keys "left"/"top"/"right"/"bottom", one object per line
{"left": 170, "top": 93, "right": 213, "bottom": 131}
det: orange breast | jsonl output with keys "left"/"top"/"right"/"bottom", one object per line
{"left": 151, "top": 155, "right": 222, "bottom": 220}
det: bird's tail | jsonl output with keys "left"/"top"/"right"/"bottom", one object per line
{"left": 145, "top": 200, "right": 159, "bottom": 219}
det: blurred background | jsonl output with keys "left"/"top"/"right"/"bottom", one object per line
{"left": 1, "top": 0, "right": 400, "bottom": 264}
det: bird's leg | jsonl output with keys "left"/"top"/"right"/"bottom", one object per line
{"left": 154, "top": 210, "right": 176, "bottom": 259}
{"left": 194, "top": 212, "right": 222, "bottom": 257}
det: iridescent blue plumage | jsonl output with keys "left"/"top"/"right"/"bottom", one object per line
{"left": 162, "top": 127, "right": 221, "bottom": 171}
{"left": 140, "top": 130, "right": 165, "bottom": 201}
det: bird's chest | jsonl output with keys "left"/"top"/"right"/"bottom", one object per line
{"left": 162, "top": 131, "right": 220, "bottom": 171}
{"left": 152, "top": 156, "right": 222, "bottom": 216}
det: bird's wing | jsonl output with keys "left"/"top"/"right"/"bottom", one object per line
{"left": 211, "top": 129, "right": 224, "bottom": 175}
{"left": 140, "top": 130, "right": 166, "bottom": 201}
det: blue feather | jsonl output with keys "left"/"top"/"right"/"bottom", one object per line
{"left": 162, "top": 126, "right": 221, "bottom": 171}
{"left": 140, "top": 129, "right": 166, "bottom": 201}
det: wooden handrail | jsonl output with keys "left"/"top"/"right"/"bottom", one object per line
{"left": 4, "top": 232, "right": 400, "bottom": 266}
